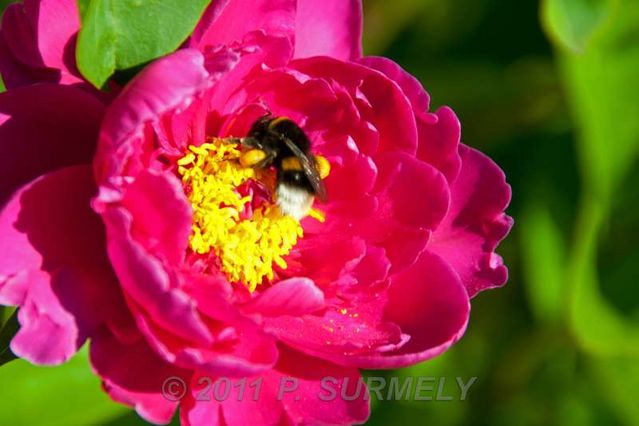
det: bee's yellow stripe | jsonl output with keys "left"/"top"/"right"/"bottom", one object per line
{"left": 281, "top": 156, "right": 303, "bottom": 171}
{"left": 268, "top": 116, "right": 291, "bottom": 129}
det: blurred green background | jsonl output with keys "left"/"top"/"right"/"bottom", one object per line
{"left": 1, "top": 0, "right": 639, "bottom": 425}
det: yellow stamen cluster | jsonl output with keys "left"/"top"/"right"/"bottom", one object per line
{"left": 177, "top": 139, "right": 303, "bottom": 291}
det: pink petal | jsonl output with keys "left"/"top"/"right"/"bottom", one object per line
{"left": 358, "top": 56, "right": 430, "bottom": 112}
{"left": 98, "top": 207, "right": 213, "bottom": 347}
{"left": 199, "top": 371, "right": 287, "bottom": 426}
{"left": 291, "top": 236, "right": 369, "bottom": 289}
{"left": 0, "top": 84, "right": 105, "bottom": 204}
{"left": 291, "top": 57, "right": 418, "bottom": 155}
{"left": 340, "top": 251, "right": 470, "bottom": 369}
{"left": 0, "top": 166, "right": 121, "bottom": 364}
{"left": 359, "top": 57, "right": 462, "bottom": 183}
{"left": 358, "top": 152, "right": 450, "bottom": 271}
{"left": 121, "top": 170, "right": 192, "bottom": 265}
{"left": 190, "top": 0, "right": 296, "bottom": 51}
{"left": 0, "top": 0, "right": 81, "bottom": 84}
{"left": 10, "top": 270, "right": 78, "bottom": 364}
{"left": 0, "top": 32, "right": 60, "bottom": 89}
{"left": 416, "top": 106, "right": 463, "bottom": 183}
{"left": 205, "top": 32, "right": 294, "bottom": 117}
{"left": 243, "top": 278, "right": 325, "bottom": 317}
{"left": 294, "top": 0, "right": 363, "bottom": 60}
{"left": 373, "top": 152, "right": 450, "bottom": 231}
{"left": 274, "top": 346, "right": 370, "bottom": 425}
{"left": 96, "top": 49, "right": 211, "bottom": 181}
{"left": 129, "top": 273, "right": 279, "bottom": 378}
{"left": 264, "top": 300, "right": 407, "bottom": 363}
{"left": 133, "top": 305, "right": 279, "bottom": 377}
{"left": 343, "top": 244, "right": 391, "bottom": 295}
{"left": 182, "top": 347, "right": 370, "bottom": 426}
{"left": 180, "top": 378, "right": 222, "bottom": 426}
{"left": 90, "top": 327, "right": 189, "bottom": 425}
{"left": 430, "top": 145, "right": 513, "bottom": 296}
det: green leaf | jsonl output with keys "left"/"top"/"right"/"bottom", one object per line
{"left": 542, "top": 0, "right": 613, "bottom": 53}
{"left": 76, "top": 0, "right": 91, "bottom": 20}
{"left": 589, "top": 356, "right": 639, "bottom": 424}
{"left": 76, "top": 0, "right": 210, "bottom": 88}
{"left": 560, "top": 0, "right": 639, "bottom": 199}
{"left": 0, "top": 0, "right": 17, "bottom": 14}
{"left": 0, "top": 310, "right": 18, "bottom": 367}
{"left": 521, "top": 203, "right": 566, "bottom": 324}
{"left": 556, "top": 0, "right": 639, "bottom": 356}
{"left": 568, "top": 202, "right": 639, "bottom": 357}
{"left": 0, "top": 346, "right": 131, "bottom": 425}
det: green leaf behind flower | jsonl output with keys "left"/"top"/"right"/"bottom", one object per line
{"left": 0, "top": 0, "right": 16, "bottom": 15}
{"left": 542, "top": 0, "right": 614, "bottom": 53}
{"left": 76, "top": 0, "right": 210, "bottom": 88}
{"left": 559, "top": 0, "right": 639, "bottom": 356}
{"left": 521, "top": 203, "right": 566, "bottom": 324}
{"left": 0, "top": 310, "right": 18, "bottom": 367}
{"left": 0, "top": 346, "right": 132, "bottom": 425}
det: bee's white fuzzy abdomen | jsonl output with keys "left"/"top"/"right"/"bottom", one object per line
{"left": 275, "top": 184, "right": 315, "bottom": 220}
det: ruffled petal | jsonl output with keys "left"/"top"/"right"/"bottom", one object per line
{"left": 0, "top": 37, "right": 60, "bottom": 89}
{"left": 243, "top": 278, "right": 325, "bottom": 317}
{"left": 357, "top": 151, "right": 450, "bottom": 271}
{"left": 181, "top": 347, "right": 369, "bottom": 426}
{"left": 190, "top": 0, "right": 296, "bottom": 51}
{"left": 334, "top": 251, "right": 469, "bottom": 369}
{"left": 98, "top": 206, "right": 213, "bottom": 347}
{"left": 90, "top": 327, "right": 189, "bottom": 425}
{"left": 294, "top": 0, "right": 363, "bottom": 61}
{"left": 291, "top": 56, "right": 418, "bottom": 155}
{"left": 0, "top": 84, "right": 105, "bottom": 204}
{"left": 358, "top": 56, "right": 429, "bottom": 112}
{"left": 430, "top": 145, "right": 513, "bottom": 297}
{"left": 263, "top": 300, "right": 407, "bottom": 364}
{"left": 416, "top": 106, "right": 463, "bottom": 183}
{"left": 0, "top": 166, "right": 121, "bottom": 364}
{"left": 95, "top": 49, "right": 212, "bottom": 181}
{"left": 132, "top": 304, "right": 279, "bottom": 377}
{"left": 373, "top": 152, "right": 449, "bottom": 231}
{"left": 120, "top": 170, "right": 192, "bottom": 265}
{"left": 275, "top": 347, "right": 370, "bottom": 425}
{"left": 359, "top": 57, "right": 462, "bottom": 183}
{"left": 0, "top": 0, "right": 81, "bottom": 86}
{"left": 180, "top": 379, "right": 222, "bottom": 426}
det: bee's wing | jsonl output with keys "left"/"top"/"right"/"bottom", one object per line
{"left": 282, "top": 137, "right": 327, "bottom": 202}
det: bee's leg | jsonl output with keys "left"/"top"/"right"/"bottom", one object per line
{"left": 224, "top": 137, "right": 242, "bottom": 145}
{"left": 221, "top": 136, "right": 258, "bottom": 147}
{"left": 238, "top": 137, "right": 260, "bottom": 148}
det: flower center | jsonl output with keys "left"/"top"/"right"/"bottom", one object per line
{"left": 177, "top": 138, "right": 320, "bottom": 291}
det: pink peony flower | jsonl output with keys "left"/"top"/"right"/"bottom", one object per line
{"left": 0, "top": 0, "right": 512, "bottom": 424}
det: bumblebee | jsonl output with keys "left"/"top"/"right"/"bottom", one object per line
{"left": 234, "top": 115, "right": 330, "bottom": 220}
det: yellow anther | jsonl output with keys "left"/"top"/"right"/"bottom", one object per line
{"left": 240, "top": 149, "right": 267, "bottom": 168}
{"left": 308, "top": 208, "right": 326, "bottom": 222}
{"left": 177, "top": 139, "right": 305, "bottom": 292}
{"left": 315, "top": 155, "right": 331, "bottom": 179}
